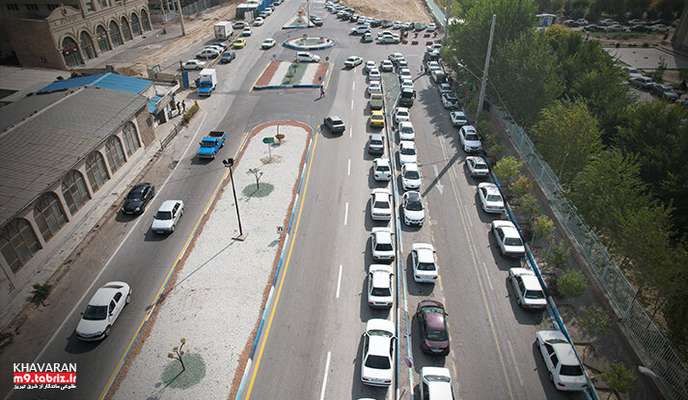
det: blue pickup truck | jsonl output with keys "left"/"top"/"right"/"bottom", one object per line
{"left": 197, "top": 131, "right": 225, "bottom": 159}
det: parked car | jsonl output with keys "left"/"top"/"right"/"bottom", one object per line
{"left": 361, "top": 32, "right": 373, "bottom": 43}
{"left": 253, "top": 16, "right": 264, "bottom": 26}
{"left": 491, "top": 220, "right": 525, "bottom": 258}
{"left": 310, "top": 16, "right": 324, "bottom": 26}
{"left": 323, "top": 116, "right": 346, "bottom": 134}
{"left": 458, "top": 125, "right": 482, "bottom": 153}
{"left": 629, "top": 75, "right": 653, "bottom": 89}
{"left": 371, "top": 227, "right": 395, "bottom": 261}
{"left": 121, "top": 183, "right": 155, "bottom": 215}
{"left": 196, "top": 48, "right": 220, "bottom": 59}
{"left": 449, "top": 110, "right": 468, "bottom": 127}
{"left": 416, "top": 301, "right": 450, "bottom": 355}
{"left": 411, "top": 242, "right": 437, "bottom": 282}
{"left": 402, "top": 191, "right": 425, "bottom": 226}
{"left": 398, "top": 140, "right": 417, "bottom": 165}
{"left": 369, "top": 110, "right": 385, "bottom": 128}
{"left": 151, "top": 200, "right": 184, "bottom": 234}
{"left": 401, "top": 162, "right": 421, "bottom": 191}
{"left": 365, "top": 60, "right": 377, "bottom": 73}
{"left": 351, "top": 25, "right": 371, "bottom": 35}
{"left": 465, "top": 156, "right": 489, "bottom": 178}
{"left": 370, "top": 188, "right": 393, "bottom": 221}
{"left": 219, "top": 51, "right": 236, "bottom": 64}
{"left": 368, "top": 68, "right": 381, "bottom": 82}
{"left": 397, "top": 121, "right": 415, "bottom": 141}
{"left": 368, "top": 265, "right": 394, "bottom": 308}
{"left": 442, "top": 93, "right": 460, "bottom": 110}
{"left": 393, "top": 107, "right": 410, "bottom": 125}
{"left": 508, "top": 268, "right": 547, "bottom": 309}
{"left": 360, "top": 319, "right": 395, "bottom": 387}
{"left": 369, "top": 93, "right": 384, "bottom": 110}
{"left": 420, "top": 367, "right": 455, "bottom": 399}
{"left": 241, "top": 27, "right": 252, "bottom": 36}
{"left": 535, "top": 330, "right": 588, "bottom": 391}
{"left": 368, "top": 133, "right": 385, "bottom": 155}
{"left": 372, "top": 158, "right": 392, "bottom": 181}
{"left": 477, "top": 182, "right": 504, "bottom": 214}
{"left": 380, "top": 60, "right": 394, "bottom": 72}
{"left": 196, "top": 130, "right": 225, "bottom": 159}
{"left": 75, "top": 282, "right": 131, "bottom": 341}
{"left": 182, "top": 59, "right": 206, "bottom": 70}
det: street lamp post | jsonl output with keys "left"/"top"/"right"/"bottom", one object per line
{"left": 223, "top": 158, "right": 246, "bottom": 241}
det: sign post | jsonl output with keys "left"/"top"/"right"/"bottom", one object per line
{"left": 263, "top": 136, "right": 274, "bottom": 159}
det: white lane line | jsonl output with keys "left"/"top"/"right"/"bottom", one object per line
{"left": 432, "top": 164, "right": 445, "bottom": 195}
{"left": 507, "top": 340, "right": 525, "bottom": 387}
{"left": 347, "top": 158, "right": 351, "bottom": 176}
{"left": 28, "top": 112, "right": 208, "bottom": 366}
{"left": 351, "top": 98, "right": 354, "bottom": 111}
{"left": 344, "top": 202, "right": 349, "bottom": 225}
{"left": 319, "top": 351, "right": 332, "bottom": 400}
{"left": 336, "top": 264, "right": 343, "bottom": 299}
{"left": 482, "top": 261, "right": 494, "bottom": 291}
{"left": 349, "top": 126, "right": 353, "bottom": 138}
{"left": 352, "top": 80, "right": 355, "bottom": 92}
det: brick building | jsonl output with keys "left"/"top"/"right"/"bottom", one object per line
{"left": 0, "top": 0, "right": 152, "bottom": 69}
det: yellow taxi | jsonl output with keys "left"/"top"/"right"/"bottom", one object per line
{"left": 232, "top": 38, "right": 247, "bottom": 49}
{"left": 369, "top": 110, "right": 385, "bottom": 128}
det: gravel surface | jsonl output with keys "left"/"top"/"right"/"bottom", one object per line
{"left": 112, "top": 124, "right": 308, "bottom": 400}
{"left": 341, "top": 0, "right": 431, "bottom": 22}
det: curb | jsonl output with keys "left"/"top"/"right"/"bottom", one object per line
{"left": 253, "top": 83, "right": 322, "bottom": 90}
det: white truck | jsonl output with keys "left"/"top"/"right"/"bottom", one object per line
{"left": 214, "top": 21, "right": 233, "bottom": 40}
{"left": 197, "top": 68, "right": 218, "bottom": 97}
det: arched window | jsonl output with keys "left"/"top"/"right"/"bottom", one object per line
{"left": 141, "top": 9, "right": 151, "bottom": 31}
{"left": 95, "top": 25, "right": 110, "bottom": 52}
{"left": 61, "top": 36, "right": 83, "bottom": 67}
{"left": 85, "top": 151, "right": 109, "bottom": 192}
{"left": 0, "top": 219, "right": 41, "bottom": 272}
{"left": 120, "top": 16, "right": 132, "bottom": 41}
{"left": 105, "top": 136, "right": 126, "bottom": 173}
{"left": 61, "top": 170, "right": 90, "bottom": 215}
{"left": 130, "top": 12, "right": 141, "bottom": 36}
{"left": 109, "top": 20, "right": 123, "bottom": 47}
{"left": 33, "top": 193, "right": 67, "bottom": 241}
{"left": 79, "top": 31, "right": 97, "bottom": 60}
{"left": 122, "top": 121, "right": 140, "bottom": 156}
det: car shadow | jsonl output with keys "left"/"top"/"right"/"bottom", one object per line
{"left": 350, "top": 336, "right": 390, "bottom": 399}
{"left": 404, "top": 253, "right": 434, "bottom": 297}
{"left": 143, "top": 228, "right": 169, "bottom": 242}
{"left": 319, "top": 124, "right": 340, "bottom": 139}
{"left": 410, "top": 311, "right": 448, "bottom": 374}
{"left": 64, "top": 331, "right": 103, "bottom": 354}
{"left": 190, "top": 156, "right": 214, "bottom": 166}
{"left": 115, "top": 211, "right": 139, "bottom": 223}
{"left": 504, "top": 278, "right": 546, "bottom": 326}
{"left": 368, "top": 170, "right": 390, "bottom": 189}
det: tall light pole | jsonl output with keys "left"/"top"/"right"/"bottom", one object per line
{"left": 476, "top": 14, "right": 496, "bottom": 121}
{"left": 223, "top": 158, "right": 246, "bottom": 241}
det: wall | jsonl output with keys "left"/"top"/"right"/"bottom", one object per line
{"left": 3, "top": 18, "right": 65, "bottom": 69}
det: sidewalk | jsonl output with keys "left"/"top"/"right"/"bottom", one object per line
{"left": 108, "top": 122, "right": 310, "bottom": 400}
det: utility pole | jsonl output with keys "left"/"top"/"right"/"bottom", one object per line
{"left": 176, "top": 0, "right": 186, "bottom": 36}
{"left": 476, "top": 14, "right": 496, "bottom": 121}
{"left": 223, "top": 158, "right": 246, "bottom": 241}
{"left": 306, "top": 0, "right": 310, "bottom": 26}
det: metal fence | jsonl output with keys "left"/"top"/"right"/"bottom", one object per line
{"left": 493, "top": 107, "right": 688, "bottom": 400}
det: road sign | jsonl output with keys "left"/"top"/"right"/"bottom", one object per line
{"left": 262, "top": 137, "right": 274, "bottom": 144}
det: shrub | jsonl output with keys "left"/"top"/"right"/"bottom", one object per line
{"left": 602, "top": 362, "right": 635, "bottom": 396}
{"left": 29, "top": 283, "right": 52, "bottom": 306}
{"left": 557, "top": 269, "right": 587, "bottom": 298}
{"left": 182, "top": 101, "right": 199, "bottom": 125}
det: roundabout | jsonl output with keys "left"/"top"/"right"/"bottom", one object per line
{"left": 283, "top": 35, "right": 335, "bottom": 50}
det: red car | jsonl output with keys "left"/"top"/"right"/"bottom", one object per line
{"left": 416, "top": 300, "right": 450, "bottom": 355}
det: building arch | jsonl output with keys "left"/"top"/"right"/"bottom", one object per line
{"left": 95, "top": 24, "right": 111, "bottom": 52}
{"left": 130, "top": 12, "right": 142, "bottom": 36}
{"left": 0, "top": 218, "right": 41, "bottom": 273}
{"left": 61, "top": 170, "right": 90, "bottom": 215}
{"left": 108, "top": 19, "right": 123, "bottom": 47}
{"left": 120, "top": 16, "right": 132, "bottom": 41}
{"left": 61, "top": 35, "right": 83, "bottom": 67}
{"left": 105, "top": 135, "right": 126, "bottom": 173}
{"left": 85, "top": 151, "right": 109, "bottom": 192}
{"left": 141, "top": 8, "right": 151, "bottom": 31}
{"left": 122, "top": 121, "right": 140, "bottom": 156}
{"left": 79, "top": 30, "right": 97, "bottom": 60}
{"left": 33, "top": 192, "right": 67, "bottom": 242}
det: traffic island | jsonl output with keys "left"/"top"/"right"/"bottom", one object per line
{"left": 253, "top": 60, "right": 329, "bottom": 90}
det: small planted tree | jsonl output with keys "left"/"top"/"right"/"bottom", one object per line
{"left": 247, "top": 168, "right": 263, "bottom": 189}
{"left": 509, "top": 175, "right": 533, "bottom": 202}
{"left": 544, "top": 240, "right": 570, "bottom": 271}
{"left": 602, "top": 362, "right": 635, "bottom": 399}
{"left": 578, "top": 306, "right": 610, "bottom": 359}
{"left": 556, "top": 269, "right": 587, "bottom": 298}
{"left": 493, "top": 156, "right": 523, "bottom": 193}
{"left": 30, "top": 283, "right": 52, "bottom": 307}
{"left": 168, "top": 337, "right": 188, "bottom": 372}
{"left": 531, "top": 214, "right": 555, "bottom": 247}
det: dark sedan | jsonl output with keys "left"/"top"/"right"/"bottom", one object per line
{"left": 220, "top": 51, "right": 236, "bottom": 64}
{"left": 324, "top": 116, "right": 346, "bottom": 134}
{"left": 121, "top": 183, "right": 155, "bottom": 215}
{"left": 416, "top": 300, "right": 450, "bottom": 355}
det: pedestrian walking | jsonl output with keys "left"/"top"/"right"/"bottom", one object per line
{"left": 182, "top": 101, "right": 186, "bottom": 112}
{"left": 320, "top": 85, "right": 325, "bottom": 97}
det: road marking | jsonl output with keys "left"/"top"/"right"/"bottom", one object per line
{"left": 14, "top": 112, "right": 208, "bottom": 400}
{"left": 432, "top": 164, "right": 444, "bottom": 195}
{"left": 320, "top": 351, "right": 332, "bottom": 400}
{"left": 347, "top": 158, "right": 351, "bottom": 176}
{"left": 507, "top": 339, "right": 525, "bottom": 387}
{"left": 352, "top": 80, "right": 355, "bottom": 92}
{"left": 344, "top": 202, "right": 349, "bottom": 225}
{"left": 351, "top": 98, "right": 354, "bottom": 111}
{"left": 336, "top": 264, "right": 343, "bottom": 299}
{"left": 245, "top": 130, "right": 320, "bottom": 399}
{"left": 482, "top": 261, "right": 494, "bottom": 291}
{"left": 349, "top": 126, "right": 353, "bottom": 138}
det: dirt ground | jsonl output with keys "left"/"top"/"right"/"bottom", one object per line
{"left": 340, "top": 0, "right": 431, "bottom": 23}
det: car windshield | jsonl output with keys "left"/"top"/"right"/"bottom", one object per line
{"left": 401, "top": 126, "right": 414, "bottom": 133}
{"left": 82, "top": 305, "right": 107, "bottom": 321}
{"left": 417, "top": 262, "right": 435, "bottom": 271}
{"left": 486, "top": 194, "right": 502, "bottom": 202}
{"left": 201, "top": 141, "right": 216, "bottom": 147}
{"left": 560, "top": 364, "right": 584, "bottom": 376}
{"left": 377, "top": 242, "right": 393, "bottom": 251}
{"left": 525, "top": 290, "right": 545, "bottom": 299}
{"left": 377, "top": 165, "right": 390, "bottom": 172}
{"left": 371, "top": 138, "right": 383, "bottom": 145}
{"left": 374, "top": 200, "right": 390, "bottom": 209}
{"left": 406, "top": 197, "right": 423, "bottom": 211}
{"left": 427, "top": 327, "right": 448, "bottom": 341}
{"left": 155, "top": 211, "right": 173, "bottom": 220}
{"left": 466, "top": 133, "right": 480, "bottom": 141}
{"left": 474, "top": 162, "right": 487, "bottom": 170}
{"left": 127, "top": 189, "right": 145, "bottom": 200}
{"left": 401, "top": 147, "right": 416, "bottom": 156}
{"left": 425, "top": 375, "right": 451, "bottom": 383}
{"left": 404, "top": 170, "right": 420, "bottom": 179}
{"left": 365, "top": 355, "right": 391, "bottom": 369}
{"left": 372, "top": 287, "right": 391, "bottom": 297}
{"left": 504, "top": 237, "right": 523, "bottom": 246}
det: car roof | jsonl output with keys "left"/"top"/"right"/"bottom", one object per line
{"left": 372, "top": 110, "right": 384, "bottom": 116}
{"left": 89, "top": 286, "right": 118, "bottom": 306}
{"left": 399, "top": 121, "right": 413, "bottom": 128}
{"left": 372, "top": 228, "right": 393, "bottom": 243}
{"left": 369, "top": 335, "right": 393, "bottom": 356}
{"left": 405, "top": 190, "right": 421, "bottom": 201}
{"left": 510, "top": 268, "right": 542, "bottom": 291}
{"left": 366, "top": 318, "right": 395, "bottom": 334}
{"left": 404, "top": 162, "right": 419, "bottom": 172}
{"left": 467, "top": 156, "right": 487, "bottom": 165}
{"left": 479, "top": 182, "right": 500, "bottom": 194}
{"left": 372, "top": 188, "right": 391, "bottom": 199}
{"left": 370, "top": 133, "right": 383, "bottom": 140}
{"left": 539, "top": 330, "right": 581, "bottom": 366}
{"left": 413, "top": 243, "right": 435, "bottom": 261}
{"left": 400, "top": 141, "right": 415, "bottom": 149}
{"left": 371, "top": 269, "right": 392, "bottom": 288}
{"left": 159, "top": 200, "right": 180, "bottom": 212}
{"left": 375, "top": 158, "right": 390, "bottom": 166}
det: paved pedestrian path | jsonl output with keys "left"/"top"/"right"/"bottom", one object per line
{"left": 110, "top": 122, "right": 309, "bottom": 400}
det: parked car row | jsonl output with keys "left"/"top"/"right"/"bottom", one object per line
{"left": 562, "top": 16, "right": 673, "bottom": 32}
{"left": 625, "top": 67, "right": 681, "bottom": 102}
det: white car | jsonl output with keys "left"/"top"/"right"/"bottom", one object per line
{"left": 204, "top": 44, "right": 225, "bottom": 52}
{"left": 449, "top": 110, "right": 468, "bottom": 127}
{"left": 465, "top": 156, "right": 489, "bottom": 178}
{"left": 477, "top": 182, "right": 505, "bottom": 214}
{"left": 397, "top": 121, "right": 415, "bottom": 141}
{"left": 420, "top": 367, "right": 455, "bottom": 400}
{"left": 264, "top": 6, "right": 273, "bottom": 15}
{"left": 398, "top": 68, "right": 412, "bottom": 81}
{"left": 365, "top": 60, "right": 377, "bottom": 73}
{"left": 401, "top": 162, "right": 421, "bottom": 190}
{"left": 508, "top": 268, "right": 547, "bottom": 309}
{"left": 380, "top": 60, "right": 394, "bottom": 72}
{"left": 393, "top": 107, "right": 410, "bottom": 125}
{"left": 370, "top": 188, "right": 393, "bottom": 221}
{"left": 388, "top": 52, "right": 404, "bottom": 63}
{"left": 253, "top": 16, "right": 264, "bottom": 26}
{"left": 371, "top": 227, "right": 395, "bottom": 261}
{"left": 75, "top": 282, "right": 131, "bottom": 341}
{"left": 459, "top": 125, "right": 482, "bottom": 153}
{"left": 427, "top": 60, "right": 442, "bottom": 71}
{"left": 368, "top": 264, "right": 394, "bottom": 308}
{"left": 442, "top": 93, "right": 460, "bottom": 110}
{"left": 378, "top": 34, "right": 400, "bottom": 44}
{"left": 491, "top": 220, "right": 525, "bottom": 258}
{"left": 400, "top": 79, "right": 414, "bottom": 90}
{"left": 241, "top": 27, "right": 252, "bottom": 36}
{"left": 345, "top": 56, "right": 363, "bottom": 68}
{"left": 368, "top": 68, "right": 381, "bottom": 82}
{"left": 196, "top": 48, "right": 220, "bottom": 59}
{"left": 296, "top": 51, "right": 321, "bottom": 63}
{"left": 361, "top": 319, "right": 395, "bottom": 387}
{"left": 426, "top": 23, "right": 437, "bottom": 32}
{"left": 402, "top": 191, "right": 425, "bottom": 226}
{"left": 437, "top": 82, "right": 452, "bottom": 94}
{"left": 398, "top": 140, "right": 417, "bottom": 165}
{"left": 351, "top": 24, "right": 371, "bottom": 35}
{"left": 536, "top": 330, "right": 588, "bottom": 391}
{"left": 411, "top": 242, "right": 437, "bottom": 283}
{"left": 182, "top": 59, "right": 206, "bottom": 70}
{"left": 367, "top": 81, "right": 382, "bottom": 95}
{"left": 261, "top": 38, "right": 276, "bottom": 49}
{"left": 373, "top": 158, "right": 392, "bottom": 181}
{"left": 151, "top": 200, "right": 184, "bottom": 234}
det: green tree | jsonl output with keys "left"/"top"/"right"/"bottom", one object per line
{"left": 29, "top": 283, "right": 52, "bottom": 307}
{"left": 493, "top": 156, "right": 523, "bottom": 190}
{"left": 578, "top": 306, "right": 610, "bottom": 339}
{"left": 491, "top": 31, "right": 564, "bottom": 127}
{"left": 509, "top": 175, "right": 533, "bottom": 201}
{"left": 531, "top": 214, "right": 555, "bottom": 246}
{"left": 544, "top": 240, "right": 570, "bottom": 270}
{"left": 531, "top": 100, "right": 602, "bottom": 185}
{"left": 602, "top": 362, "right": 635, "bottom": 399}
{"left": 556, "top": 269, "right": 587, "bottom": 298}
